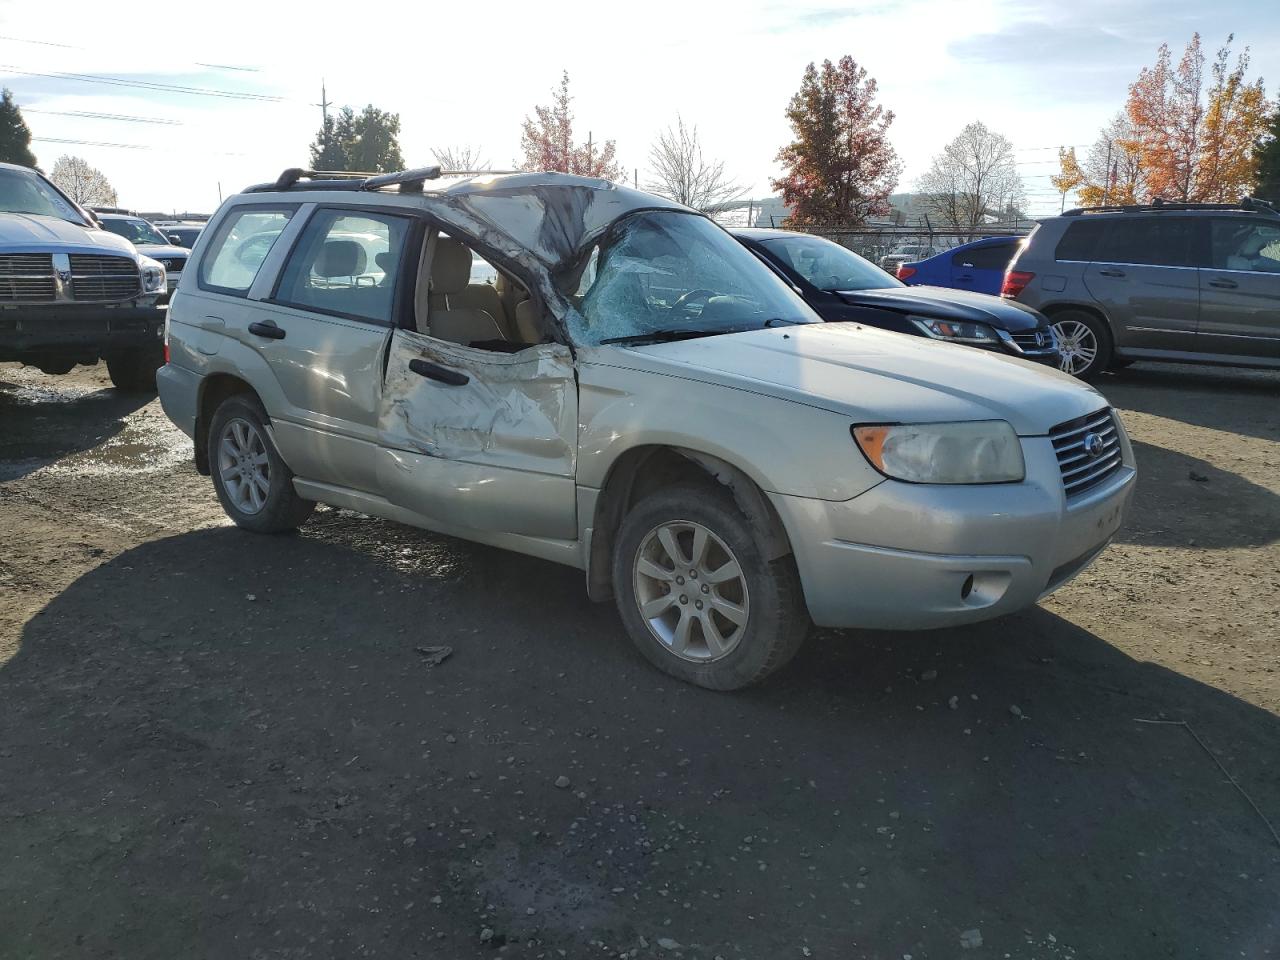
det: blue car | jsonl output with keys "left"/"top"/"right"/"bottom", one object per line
{"left": 896, "top": 236, "right": 1024, "bottom": 296}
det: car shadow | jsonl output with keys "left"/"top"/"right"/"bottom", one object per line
{"left": 1098, "top": 362, "right": 1280, "bottom": 443}
{"left": 2, "top": 519, "right": 1277, "bottom": 959}
{"left": 0, "top": 372, "right": 150, "bottom": 482}
{"left": 1113, "top": 439, "right": 1280, "bottom": 549}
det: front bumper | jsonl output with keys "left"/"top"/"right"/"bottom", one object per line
{"left": 771, "top": 436, "right": 1136, "bottom": 630}
{"left": 0, "top": 303, "right": 166, "bottom": 361}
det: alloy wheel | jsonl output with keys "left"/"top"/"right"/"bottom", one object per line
{"left": 217, "top": 417, "right": 271, "bottom": 515}
{"left": 632, "top": 520, "right": 750, "bottom": 662}
{"left": 1052, "top": 319, "right": 1098, "bottom": 376}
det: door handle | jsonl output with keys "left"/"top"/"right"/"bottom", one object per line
{"left": 956, "top": 275, "right": 974, "bottom": 282}
{"left": 247, "top": 321, "right": 286, "bottom": 340}
{"left": 1098, "top": 268, "right": 1126, "bottom": 278}
{"left": 1208, "top": 277, "right": 1239, "bottom": 289}
{"left": 409, "top": 358, "right": 470, "bottom": 386}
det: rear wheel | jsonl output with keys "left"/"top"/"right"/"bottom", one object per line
{"left": 612, "top": 483, "right": 809, "bottom": 690}
{"left": 1050, "top": 310, "right": 1112, "bottom": 380}
{"left": 106, "top": 347, "right": 163, "bottom": 393}
{"left": 208, "top": 394, "right": 315, "bottom": 533}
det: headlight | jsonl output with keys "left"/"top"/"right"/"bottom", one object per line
{"left": 852, "top": 420, "right": 1025, "bottom": 484}
{"left": 909, "top": 314, "right": 1000, "bottom": 345}
{"left": 139, "top": 257, "right": 166, "bottom": 294}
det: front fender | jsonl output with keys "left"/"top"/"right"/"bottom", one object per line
{"left": 576, "top": 361, "right": 882, "bottom": 502}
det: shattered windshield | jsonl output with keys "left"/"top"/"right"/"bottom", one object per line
{"left": 0, "top": 168, "right": 86, "bottom": 224}
{"left": 761, "top": 234, "right": 901, "bottom": 292}
{"left": 559, "top": 211, "right": 818, "bottom": 345}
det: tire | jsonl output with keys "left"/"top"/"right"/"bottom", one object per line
{"left": 1049, "top": 310, "right": 1112, "bottom": 380}
{"left": 612, "top": 482, "right": 809, "bottom": 691}
{"left": 207, "top": 394, "right": 315, "bottom": 533}
{"left": 106, "top": 347, "right": 163, "bottom": 393}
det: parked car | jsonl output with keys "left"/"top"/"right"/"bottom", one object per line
{"left": 879, "top": 243, "right": 936, "bottom": 274}
{"left": 1004, "top": 198, "right": 1280, "bottom": 378}
{"left": 158, "top": 167, "right": 1135, "bottom": 690}
{"left": 156, "top": 222, "right": 205, "bottom": 249}
{"left": 0, "top": 163, "right": 167, "bottom": 391}
{"left": 897, "top": 235, "right": 1024, "bottom": 295}
{"left": 95, "top": 211, "right": 189, "bottom": 301}
{"left": 733, "top": 228, "right": 1058, "bottom": 364}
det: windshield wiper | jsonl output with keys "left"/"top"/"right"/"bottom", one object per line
{"left": 598, "top": 328, "right": 731, "bottom": 346}
{"left": 762, "top": 317, "right": 807, "bottom": 327}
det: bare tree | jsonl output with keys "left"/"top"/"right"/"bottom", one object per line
{"left": 645, "top": 116, "right": 746, "bottom": 212}
{"left": 915, "top": 122, "right": 1024, "bottom": 236}
{"left": 49, "top": 154, "right": 118, "bottom": 207}
{"left": 431, "top": 145, "right": 490, "bottom": 171}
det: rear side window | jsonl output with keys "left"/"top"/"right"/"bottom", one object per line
{"left": 1054, "top": 220, "right": 1107, "bottom": 262}
{"left": 1095, "top": 217, "right": 1199, "bottom": 267}
{"left": 953, "top": 242, "right": 1017, "bottom": 270}
{"left": 274, "top": 209, "right": 412, "bottom": 324}
{"left": 199, "top": 207, "right": 295, "bottom": 295}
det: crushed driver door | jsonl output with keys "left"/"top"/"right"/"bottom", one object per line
{"left": 376, "top": 328, "right": 579, "bottom": 540}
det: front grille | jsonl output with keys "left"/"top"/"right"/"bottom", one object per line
{"left": 68, "top": 254, "right": 139, "bottom": 302}
{"left": 0, "top": 253, "right": 55, "bottom": 302}
{"left": 1010, "top": 329, "right": 1056, "bottom": 354}
{"left": 1050, "top": 408, "right": 1123, "bottom": 496}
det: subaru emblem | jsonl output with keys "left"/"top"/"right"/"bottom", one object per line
{"left": 1083, "top": 432, "right": 1105, "bottom": 458}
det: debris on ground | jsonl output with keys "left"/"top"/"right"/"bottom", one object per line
{"left": 414, "top": 645, "right": 453, "bottom": 666}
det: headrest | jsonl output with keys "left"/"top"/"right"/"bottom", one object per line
{"left": 430, "top": 237, "right": 473, "bottom": 294}
{"left": 314, "top": 239, "right": 365, "bottom": 278}
{"left": 374, "top": 251, "right": 396, "bottom": 274}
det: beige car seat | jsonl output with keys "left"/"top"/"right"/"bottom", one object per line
{"left": 426, "top": 237, "right": 506, "bottom": 345}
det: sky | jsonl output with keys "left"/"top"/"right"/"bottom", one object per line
{"left": 3, "top": 0, "right": 1277, "bottom": 218}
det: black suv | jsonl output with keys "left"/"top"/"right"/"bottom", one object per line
{"left": 1005, "top": 198, "right": 1280, "bottom": 378}
{"left": 733, "top": 228, "right": 1059, "bottom": 365}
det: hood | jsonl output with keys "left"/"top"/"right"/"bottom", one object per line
{"left": 836, "top": 285, "right": 1044, "bottom": 331}
{"left": 0, "top": 213, "right": 137, "bottom": 256}
{"left": 132, "top": 242, "right": 190, "bottom": 260}
{"left": 599, "top": 323, "right": 1103, "bottom": 436}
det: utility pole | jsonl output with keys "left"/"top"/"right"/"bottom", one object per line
{"left": 1101, "top": 140, "right": 1113, "bottom": 205}
{"left": 586, "top": 131, "right": 593, "bottom": 175}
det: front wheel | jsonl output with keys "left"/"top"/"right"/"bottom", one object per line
{"left": 612, "top": 483, "right": 809, "bottom": 690}
{"left": 1049, "top": 310, "right": 1112, "bottom": 380}
{"left": 207, "top": 394, "right": 315, "bottom": 533}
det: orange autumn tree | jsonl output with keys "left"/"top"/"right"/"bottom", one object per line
{"left": 1125, "top": 34, "right": 1268, "bottom": 202}
{"left": 1050, "top": 147, "right": 1085, "bottom": 211}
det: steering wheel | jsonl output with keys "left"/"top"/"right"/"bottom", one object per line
{"left": 670, "top": 289, "right": 718, "bottom": 316}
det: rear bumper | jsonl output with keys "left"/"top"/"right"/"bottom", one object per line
{"left": 772, "top": 439, "right": 1136, "bottom": 629}
{"left": 156, "top": 362, "right": 200, "bottom": 440}
{"left": 0, "top": 303, "right": 166, "bottom": 361}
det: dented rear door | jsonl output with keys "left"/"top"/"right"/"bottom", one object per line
{"left": 376, "top": 328, "right": 578, "bottom": 540}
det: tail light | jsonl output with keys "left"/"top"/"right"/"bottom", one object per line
{"left": 163, "top": 311, "right": 171, "bottom": 364}
{"left": 1001, "top": 270, "right": 1035, "bottom": 299}
{"left": 896, "top": 265, "right": 918, "bottom": 281}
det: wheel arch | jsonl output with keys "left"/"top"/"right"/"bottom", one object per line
{"left": 585, "top": 445, "right": 792, "bottom": 602}
{"left": 194, "top": 373, "right": 262, "bottom": 475}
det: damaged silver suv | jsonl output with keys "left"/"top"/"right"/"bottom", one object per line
{"left": 158, "top": 168, "right": 1135, "bottom": 690}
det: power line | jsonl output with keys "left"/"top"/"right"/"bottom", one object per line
{"left": 0, "top": 34, "right": 77, "bottom": 49}
{"left": 34, "top": 136, "right": 147, "bottom": 150}
{"left": 196, "top": 62, "right": 259, "bottom": 73}
{"left": 0, "top": 64, "right": 290, "bottom": 103}
{"left": 24, "top": 108, "right": 182, "bottom": 125}
{"left": 1, "top": 34, "right": 261, "bottom": 73}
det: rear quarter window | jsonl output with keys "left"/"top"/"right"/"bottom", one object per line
{"left": 198, "top": 207, "right": 296, "bottom": 295}
{"left": 1054, "top": 220, "right": 1107, "bottom": 262}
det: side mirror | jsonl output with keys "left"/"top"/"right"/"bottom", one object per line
{"left": 168, "top": 234, "right": 183, "bottom": 245}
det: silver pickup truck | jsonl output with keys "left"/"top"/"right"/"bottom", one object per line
{"left": 0, "top": 162, "right": 168, "bottom": 391}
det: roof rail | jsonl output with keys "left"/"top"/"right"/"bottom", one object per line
{"left": 1063, "top": 196, "right": 1278, "bottom": 217}
{"left": 244, "top": 166, "right": 530, "bottom": 195}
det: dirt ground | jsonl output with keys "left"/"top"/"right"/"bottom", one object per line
{"left": 1, "top": 359, "right": 1277, "bottom": 960}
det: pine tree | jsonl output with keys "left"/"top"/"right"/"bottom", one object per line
{"left": 772, "top": 56, "right": 900, "bottom": 226}
{"left": 0, "top": 88, "right": 37, "bottom": 167}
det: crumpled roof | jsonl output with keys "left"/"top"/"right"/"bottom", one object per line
{"left": 421, "top": 172, "right": 688, "bottom": 271}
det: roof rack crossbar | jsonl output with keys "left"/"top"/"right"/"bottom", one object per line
{"left": 359, "top": 166, "right": 442, "bottom": 192}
